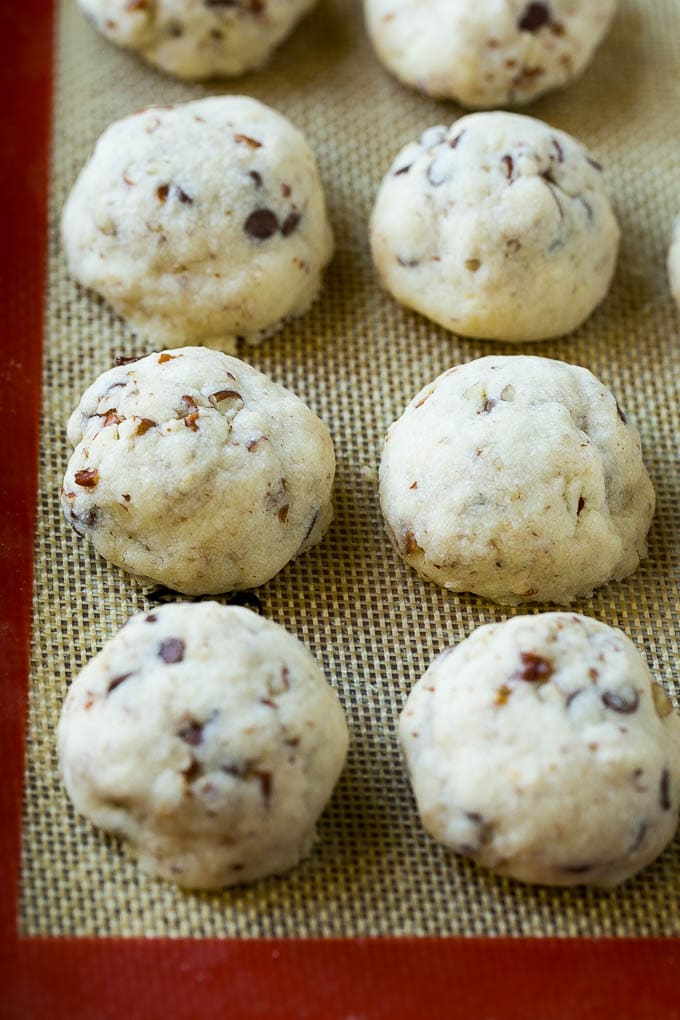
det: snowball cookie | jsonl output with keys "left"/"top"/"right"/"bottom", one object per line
{"left": 370, "top": 112, "right": 619, "bottom": 342}
{"left": 77, "top": 0, "right": 318, "bottom": 81}
{"left": 400, "top": 613, "right": 680, "bottom": 887}
{"left": 61, "top": 96, "right": 334, "bottom": 348}
{"left": 379, "top": 356, "right": 655, "bottom": 605}
{"left": 61, "top": 347, "right": 335, "bottom": 595}
{"left": 364, "top": 0, "right": 617, "bottom": 108}
{"left": 58, "top": 602, "right": 349, "bottom": 888}
{"left": 668, "top": 218, "right": 680, "bottom": 309}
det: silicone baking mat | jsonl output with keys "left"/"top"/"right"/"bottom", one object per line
{"left": 3, "top": 0, "right": 679, "bottom": 1015}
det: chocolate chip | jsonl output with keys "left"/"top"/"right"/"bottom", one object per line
{"left": 449, "top": 131, "right": 465, "bottom": 149}
{"left": 145, "top": 613, "right": 157, "bottom": 623}
{"left": 281, "top": 182, "right": 292, "bottom": 197}
{"left": 501, "top": 154, "right": 514, "bottom": 179}
{"left": 74, "top": 468, "right": 99, "bottom": 488}
{"left": 660, "top": 769, "right": 671, "bottom": 811}
{"left": 514, "top": 652, "right": 554, "bottom": 683}
{"left": 260, "top": 698, "right": 277, "bottom": 710}
{"left": 257, "top": 770, "right": 272, "bottom": 806}
{"left": 281, "top": 210, "right": 301, "bottom": 237}
{"left": 244, "top": 208, "right": 279, "bottom": 239}
{"left": 394, "top": 164, "right": 412, "bottom": 176}
{"left": 518, "top": 2, "right": 551, "bottom": 32}
{"left": 175, "top": 186, "right": 192, "bottom": 204}
{"left": 552, "top": 137, "right": 564, "bottom": 162}
{"left": 159, "top": 638, "right": 185, "bottom": 664}
{"left": 577, "top": 496, "right": 585, "bottom": 515}
{"left": 249, "top": 170, "right": 263, "bottom": 187}
{"left": 483, "top": 398, "right": 497, "bottom": 413}
{"left": 178, "top": 721, "right": 204, "bottom": 746}
{"left": 602, "top": 690, "right": 639, "bottom": 714}
{"left": 107, "top": 672, "right": 133, "bottom": 694}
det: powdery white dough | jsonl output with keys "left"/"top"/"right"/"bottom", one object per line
{"left": 400, "top": 613, "right": 680, "bottom": 888}
{"left": 668, "top": 218, "right": 680, "bottom": 309}
{"left": 62, "top": 96, "right": 334, "bottom": 348}
{"left": 370, "top": 112, "right": 620, "bottom": 342}
{"left": 77, "top": 0, "right": 318, "bottom": 80}
{"left": 379, "top": 356, "right": 655, "bottom": 605}
{"left": 58, "top": 602, "right": 349, "bottom": 889}
{"left": 61, "top": 346, "right": 335, "bottom": 595}
{"left": 364, "top": 0, "right": 617, "bottom": 107}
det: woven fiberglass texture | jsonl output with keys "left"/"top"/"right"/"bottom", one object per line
{"left": 20, "top": 0, "right": 680, "bottom": 937}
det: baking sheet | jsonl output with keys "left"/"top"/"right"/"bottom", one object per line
{"left": 19, "top": 0, "right": 680, "bottom": 938}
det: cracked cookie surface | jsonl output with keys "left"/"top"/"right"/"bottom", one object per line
{"left": 58, "top": 602, "right": 349, "bottom": 889}
{"left": 77, "top": 0, "right": 318, "bottom": 80}
{"left": 61, "top": 346, "right": 335, "bottom": 594}
{"left": 365, "top": 0, "right": 617, "bottom": 107}
{"left": 62, "top": 95, "right": 334, "bottom": 348}
{"left": 370, "top": 112, "right": 619, "bottom": 342}
{"left": 379, "top": 355, "right": 654, "bottom": 605}
{"left": 400, "top": 613, "right": 680, "bottom": 887}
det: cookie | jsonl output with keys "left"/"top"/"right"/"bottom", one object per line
{"left": 62, "top": 96, "right": 334, "bottom": 348}
{"left": 364, "top": 0, "right": 617, "bottom": 107}
{"left": 400, "top": 613, "right": 680, "bottom": 888}
{"left": 379, "top": 356, "right": 655, "bottom": 605}
{"left": 58, "top": 602, "right": 349, "bottom": 889}
{"left": 668, "top": 218, "right": 680, "bottom": 309}
{"left": 77, "top": 0, "right": 318, "bottom": 80}
{"left": 370, "top": 112, "right": 619, "bottom": 342}
{"left": 61, "top": 347, "right": 335, "bottom": 595}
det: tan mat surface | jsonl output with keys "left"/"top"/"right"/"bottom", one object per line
{"left": 20, "top": 0, "right": 680, "bottom": 936}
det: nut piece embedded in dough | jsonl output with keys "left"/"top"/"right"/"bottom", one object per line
{"left": 77, "top": 0, "right": 319, "bottom": 81}
{"left": 364, "top": 0, "right": 617, "bottom": 107}
{"left": 400, "top": 613, "right": 680, "bottom": 888}
{"left": 61, "top": 346, "right": 335, "bottom": 595}
{"left": 370, "top": 112, "right": 619, "bottom": 342}
{"left": 379, "top": 355, "right": 655, "bottom": 605}
{"left": 62, "top": 95, "right": 334, "bottom": 348}
{"left": 58, "top": 602, "right": 349, "bottom": 889}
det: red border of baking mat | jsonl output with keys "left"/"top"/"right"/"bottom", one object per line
{"left": 1, "top": 3, "right": 678, "bottom": 1018}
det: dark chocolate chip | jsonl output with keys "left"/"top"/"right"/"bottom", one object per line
{"left": 281, "top": 210, "right": 301, "bottom": 237}
{"left": 518, "top": 2, "right": 551, "bottom": 32}
{"left": 107, "top": 672, "right": 133, "bottom": 694}
{"left": 602, "top": 690, "right": 639, "bottom": 714}
{"left": 145, "top": 613, "right": 157, "bottom": 623}
{"left": 244, "top": 208, "right": 279, "bottom": 240}
{"left": 178, "top": 721, "right": 204, "bottom": 747}
{"left": 660, "top": 769, "right": 671, "bottom": 811}
{"left": 249, "top": 170, "right": 263, "bottom": 187}
{"left": 159, "top": 638, "right": 185, "bottom": 664}
{"left": 394, "top": 164, "right": 412, "bottom": 176}
{"left": 577, "top": 496, "right": 585, "bottom": 515}
{"left": 501, "top": 154, "right": 514, "bottom": 179}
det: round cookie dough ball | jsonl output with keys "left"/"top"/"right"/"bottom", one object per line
{"left": 668, "top": 218, "right": 680, "bottom": 309}
{"left": 77, "top": 0, "right": 318, "bottom": 81}
{"left": 370, "top": 112, "right": 619, "bottom": 342}
{"left": 58, "top": 602, "right": 349, "bottom": 889}
{"left": 400, "top": 613, "right": 680, "bottom": 887}
{"left": 61, "top": 347, "right": 335, "bottom": 595}
{"left": 364, "top": 0, "right": 617, "bottom": 108}
{"left": 62, "top": 96, "right": 334, "bottom": 348}
{"left": 379, "top": 356, "right": 655, "bottom": 605}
